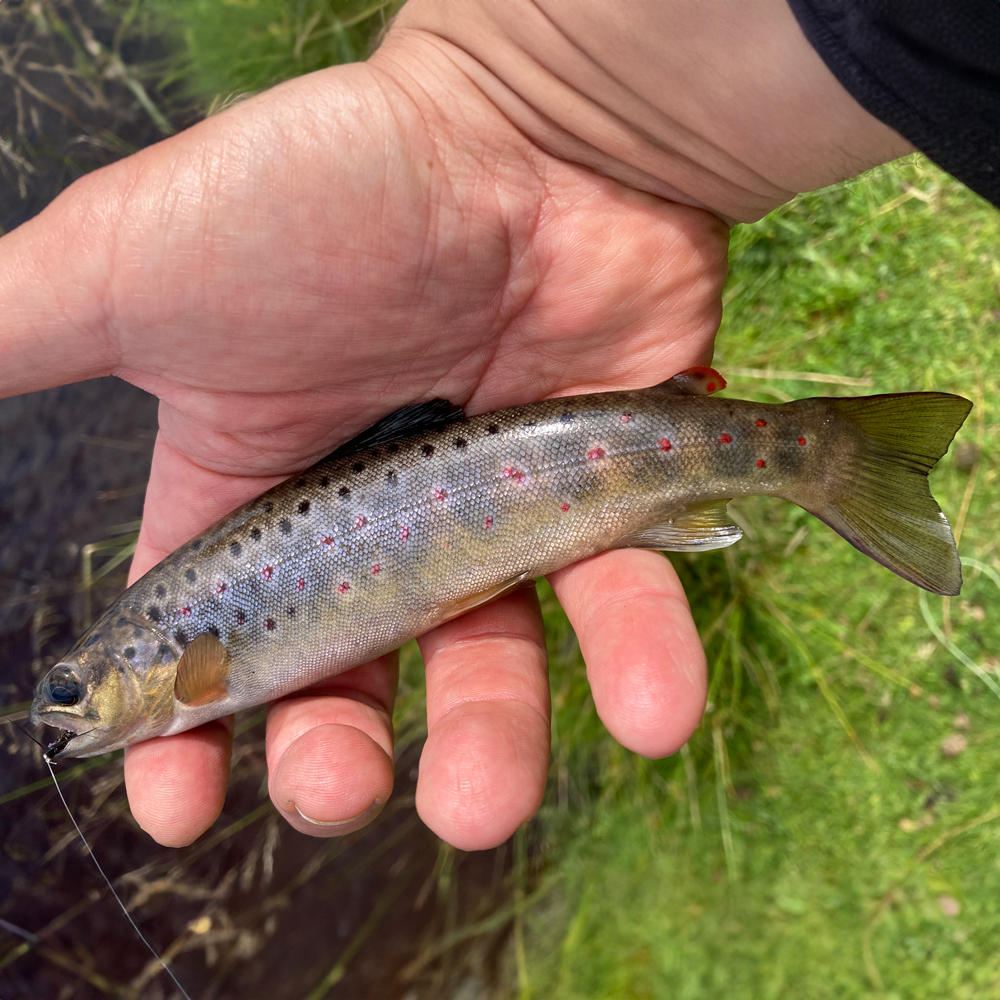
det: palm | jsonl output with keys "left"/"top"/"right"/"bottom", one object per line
{"left": 0, "top": 47, "right": 728, "bottom": 847}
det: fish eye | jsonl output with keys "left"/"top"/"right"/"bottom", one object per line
{"left": 45, "top": 666, "right": 82, "bottom": 706}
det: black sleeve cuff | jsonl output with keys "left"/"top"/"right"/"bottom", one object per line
{"left": 786, "top": 0, "right": 1000, "bottom": 208}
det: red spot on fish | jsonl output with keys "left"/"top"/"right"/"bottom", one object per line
{"left": 180, "top": 606, "right": 191, "bottom": 616}
{"left": 587, "top": 447, "right": 605, "bottom": 461}
{"left": 354, "top": 515, "right": 366, "bottom": 529}
{"left": 719, "top": 433, "right": 732, "bottom": 444}
{"left": 484, "top": 515, "right": 494, "bottom": 530}
{"left": 296, "top": 578, "right": 305, "bottom": 590}
{"left": 756, "top": 419, "right": 767, "bottom": 427}
{"left": 503, "top": 467, "right": 525, "bottom": 484}
{"left": 372, "top": 564, "right": 381, "bottom": 575}
{"left": 262, "top": 565, "right": 273, "bottom": 581}
{"left": 265, "top": 618, "right": 275, "bottom": 630}
{"left": 561, "top": 503, "right": 570, "bottom": 512}
{"left": 215, "top": 581, "right": 226, "bottom": 594}
{"left": 400, "top": 526, "right": 410, "bottom": 541}
{"left": 706, "top": 382, "right": 716, "bottom": 393}
{"left": 320, "top": 536, "right": 334, "bottom": 546}
{"left": 798, "top": 436, "right": 807, "bottom": 446}
{"left": 433, "top": 488, "right": 447, "bottom": 502}
{"left": 337, "top": 581, "right": 349, "bottom": 594}
{"left": 620, "top": 413, "right": 631, "bottom": 423}
{"left": 659, "top": 439, "right": 672, "bottom": 451}
{"left": 757, "top": 459, "right": 766, "bottom": 468}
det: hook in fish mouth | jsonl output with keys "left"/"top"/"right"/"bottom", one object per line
{"left": 44, "top": 728, "right": 81, "bottom": 760}
{"left": 17, "top": 724, "right": 83, "bottom": 761}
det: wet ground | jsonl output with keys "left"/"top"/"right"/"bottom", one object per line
{"left": 0, "top": 4, "right": 514, "bottom": 997}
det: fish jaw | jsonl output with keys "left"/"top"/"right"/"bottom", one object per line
{"left": 31, "top": 617, "right": 178, "bottom": 757}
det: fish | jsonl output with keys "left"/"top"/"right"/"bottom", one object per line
{"left": 30, "top": 368, "right": 971, "bottom": 758}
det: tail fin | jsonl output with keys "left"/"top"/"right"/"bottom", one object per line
{"left": 810, "top": 393, "right": 972, "bottom": 595}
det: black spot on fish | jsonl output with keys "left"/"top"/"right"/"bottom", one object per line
{"left": 230, "top": 542, "right": 242, "bottom": 558}
{"left": 523, "top": 420, "right": 537, "bottom": 428}
{"left": 207, "top": 625, "right": 220, "bottom": 638}
{"left": 116, "top": 617, "right": 127, "bottom": 627}
{"left": 454, "top": 438, "right": 467, "bottom": 449}
{"left": 250, "top": 527, "right": 262, "bottom": 542}
{"left": 320, "top": 476, "right": 330, "bottom": 488}
{"left": 287, "top": 606, "right": 296, "bottom": 617}
{"left": 280, "top": 519, "right": 292, "bottom": 535}
{"left": 298, "top": 499, "right": 311, "bottom": 515}
{"left": 191, "top": 539, "right": 202, "bottom": 551}
{"left": 487, "top": 424, "right": 499, "bottom": 435}
{"left": 155, "top": 584, "right": 166, "bottom": 598}
{"left": 133, "top": 627, "right": 144, "bottom": 639}
{"left": 262, "top": 503, "right": 274, "bottom": 513}
{"left": 236, "top": 610, "right": 246, "bottom": 626}
{"left": 353, "top": 462, "right": 365, "bottom": 474}
{"left": 174, "top": 629, "right": 189, "bottom": 647}
{"left": 158, "top": 644, "right": 172, "bottom": 659}
{"left": 339, "top": 486, "right": 350, "bottom": 498}
{"left": 123, "top": 646, "right": 136, "bottom": 659}
{"left": 84, "top": 633, "right": 100, "bottom": 647}
{"left": 264, "top": 618, "right": 276, "bottom": 631}
{"left": 422, "top": 443, "right": 435, "bottom": 457}
{"left": 560, "top": 412, "right": 575, "bottom": 423}
{"left": 388, "top": 443, "right": 399, "bottom": 454}
{"left": 185, "top": 569, "right": 196, "bottom": 583}
{"left": 386, "top": 471, "right": 398, "bottom": 486}
{"left": 148, "top": 606, "right": 161, "bottom": 622}
{"left": 295, "top": 478, "right": 306, "bottom": 488}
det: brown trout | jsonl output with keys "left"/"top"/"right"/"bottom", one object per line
{"left": 31, "top": 369, "right": 971, "bottom": 758}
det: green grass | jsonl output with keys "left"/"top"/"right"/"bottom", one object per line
{"left": 512, "top": 159, "right": 1000, "bottom": 1000}
{"left": 153, "top": 0, "right": 399, "bottom": 104}
{"left": 139, "top": 9, "right": 1000, "bottom": 997}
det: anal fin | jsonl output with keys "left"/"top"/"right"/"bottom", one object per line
{"left": 437, "top": 572, "right": 535, "bottom": 623}
{"left": 174, "top": 632, "right": 230, "bottom": 706}
{"left": 620, "top": 500, "right": 742, "bottom": 552}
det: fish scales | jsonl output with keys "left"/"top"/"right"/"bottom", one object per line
{"left": 30, "top": 372, "right": 972, "bottom": 756}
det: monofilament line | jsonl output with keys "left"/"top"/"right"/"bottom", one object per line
{"left": 44, "top": 756, "right": 194, "bottom": 1000}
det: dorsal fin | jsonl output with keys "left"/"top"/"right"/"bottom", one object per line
{"left": 174, "top": 632, "right": 230, "bottom": 706}
{"left": 326, "top": 398, "right": 466, "bottom": 460}
{"left": 619, "top": 500, "right": 742, "bottom": 552}
{"left": 655, "top": 367, "right": 727, "bottom": 396}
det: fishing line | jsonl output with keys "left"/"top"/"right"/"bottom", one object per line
{"left": 43, "top": 754, "right": 195, "bottom": 1000}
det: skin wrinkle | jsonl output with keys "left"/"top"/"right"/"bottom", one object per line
{"left": 269, "top": 705, "right": 394, "bottom": 766}
{"left": 528, "top": 2, "right": 783, "bottom": 201}
{"left": 392, "top": 25, "right": 750, "bottom": 219}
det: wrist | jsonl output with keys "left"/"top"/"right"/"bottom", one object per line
{"left": 384, "top": 0, "right": 912, "bottom": 222}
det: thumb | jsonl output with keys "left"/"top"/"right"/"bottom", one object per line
{"left": 0, "top": 167, "right": 122, "bottom": 396}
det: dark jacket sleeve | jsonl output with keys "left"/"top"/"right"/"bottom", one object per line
{"left": 786, "top": 0, "right": 1000, "bottom": 208}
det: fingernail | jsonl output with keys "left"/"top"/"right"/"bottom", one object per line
{"left": 294, "top": 798, "right": 383, "bottom": 831}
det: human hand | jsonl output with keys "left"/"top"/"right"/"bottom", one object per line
{"left": 0, "top": 2, "right": 904, "bottom": 850}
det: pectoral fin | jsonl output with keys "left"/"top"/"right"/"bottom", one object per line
{"left": 174, "top": 632, "right": 230, "bottom": 706}
{"left": 620, "top": 500, "right": 742, "bottom": 552}
{"left": 437, "top": 572, "right": 535, "bottom": 622}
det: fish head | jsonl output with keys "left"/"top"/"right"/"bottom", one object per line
{"left": 30, "top": 614, "right": 177, "bottom": 757}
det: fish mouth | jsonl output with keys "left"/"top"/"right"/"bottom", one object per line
{"left": 29, "top": 708, "right": 105, "bottom": 758}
